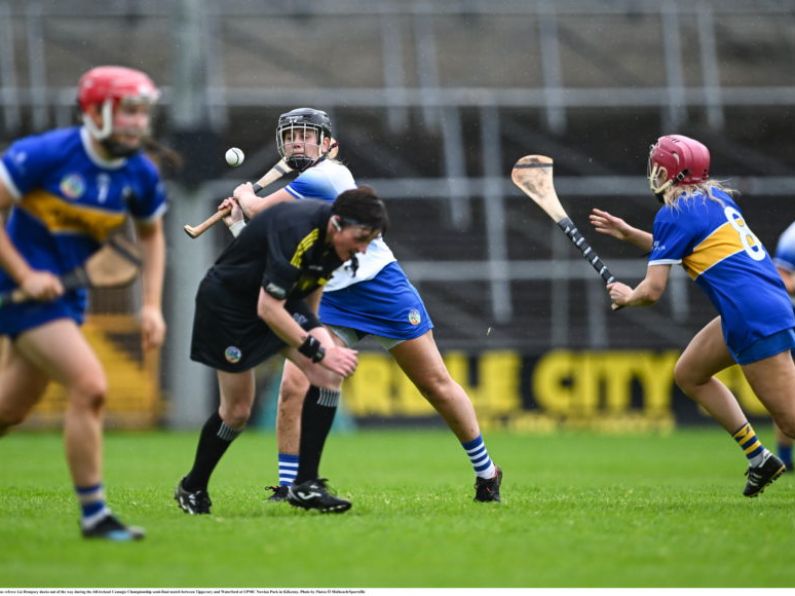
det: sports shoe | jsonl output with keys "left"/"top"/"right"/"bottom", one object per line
{"left": 265, "top": 485, "right": 289, "bottom": 502}
{"left": 287, "top": 478, "right": 352, "bottom": 513}
{"left": 82, "top": 514, "right": 144, "bottom": 541}
{"left": 744, "top": 452, "right": 786, "bottom": 497}
{"left": 474, "top": 466, "right": 503, "bottom": 502}
{"left": 174, "top": 477, "right": 212, "bottom": 514}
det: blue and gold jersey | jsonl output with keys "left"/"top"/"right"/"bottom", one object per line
{"left": 0, "top": 126, "right": 166, "bottom": 336}
{"left": 648, "top": 187, "right": 794, "bottom": 354}
{"left": 0, "top": 126, "right": 166, "bottom": 283}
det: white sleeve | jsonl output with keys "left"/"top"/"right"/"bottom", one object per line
{"left": 229, "top": 220, "right": 247, "bottom": 238}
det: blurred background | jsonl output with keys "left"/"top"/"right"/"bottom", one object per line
{"left": 2, "top": 0, "right": 794, "bottom": 432}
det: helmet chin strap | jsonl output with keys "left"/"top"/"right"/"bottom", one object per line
{"left": 83, "top": 100, "right": 114, "bottom": 140}
{"left": 83, "top": 99, "right": 145, "bottom": 158}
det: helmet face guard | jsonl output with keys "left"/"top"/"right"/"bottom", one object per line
{"left": 647, "top": 134, "right": 711, "bottom": 195}
{"left": 77, "top": 65, "right": 159, "bottom": 145}
{"left": 276, "top": 108, "right": 332, "bottom": 171}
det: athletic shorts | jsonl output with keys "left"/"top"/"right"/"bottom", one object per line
{"left": 190, "top": 276, "right": 321, "bottom": 373}
{"left": 731, "top": 327, "right": 795, "bottom": 365}
{"left": 0, "top": 289, "right": 87, "bottom": 339}
{"left": 319, "top": 261, "right": 433, "bottom": 343}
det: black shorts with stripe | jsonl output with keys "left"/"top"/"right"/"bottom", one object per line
{"left": 190, "top": 276, "right": 321, "bottom": 373}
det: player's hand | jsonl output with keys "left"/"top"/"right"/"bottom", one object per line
{"left": 606, "top": 281, "right": 633, "bottom": 308}
{"left": 219, "top": 197, "right": 244, "bottom": 227}
{"left": 20, "top": 270, "right": 63, "bottom": 302}
{"left": 590, "top": 209, "right": 633, "bottom": 241}
{"left": 232, "top": 182, "right": 258, "bottom": 219}
{"left": 320, "top": 345, "right": 358, "bottom": 377}
{"left": 140, "top": 304, "right": 166, "bottom": 351}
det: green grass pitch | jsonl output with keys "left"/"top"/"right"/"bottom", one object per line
{"left": 1, "top": 428, "right": 794, "bottom": 588}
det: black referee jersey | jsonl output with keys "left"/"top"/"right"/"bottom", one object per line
{"left": 190, "top": 199, "right": 344, "bottom": 372}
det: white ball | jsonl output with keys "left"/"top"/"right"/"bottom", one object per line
{"left": 225, "top": 147, "right": 245, "bottom": 167}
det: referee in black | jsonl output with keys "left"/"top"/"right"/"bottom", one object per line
{"left": 175, "top": 186, "right": 388, "bottom": 515}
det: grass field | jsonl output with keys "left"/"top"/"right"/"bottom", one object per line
{"left": 1, "top": 427, "right": 794, "bottom": 588}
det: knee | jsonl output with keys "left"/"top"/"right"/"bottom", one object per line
{"left": 279, "top": 374, "right": 310, "bottom": 407}
{"left": 414, "top": 372, "right": 455, "bottom": 404}
{"left": 69, "top": 373, "right": 108, "bottom": 412}
{"left": 222, "top": 403, "right": 252, "bottom": 429}
{"left": 673, "top": 359, "right": 699, "bottom": 395}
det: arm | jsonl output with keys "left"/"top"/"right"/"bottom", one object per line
{"left": 608, "top": 264, "right": 670, "bottom": 308}
{"left": 219, "top": 184, "right": 296, "bottom": 236}
{"left": 234, "top": 184, "right": 295, "bottom": 220}
{"left": 257, "top": 288, "right": 357, "bottom": 377}
{"left": 135, "top": 218, "right": 167, "bottom": 350}
{"left": 0, "top": 181, "right": 62, "bottom": 300}
{"left": 305, "top": 286, "right": 323, "bottom": 314}
{"left": 589, "top": 208, "right": 653, "bottom": 252}
{"left": 257, "top": 289, "right": 310, "bottom": 347}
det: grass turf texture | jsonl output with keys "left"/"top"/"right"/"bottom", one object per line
{"left": 1, "top": 428, "right": 794, "bottom": 588}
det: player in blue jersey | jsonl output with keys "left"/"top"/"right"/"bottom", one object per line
{"left": 0, "top": 66, "right": 168, "bottom": 539}
{"left": 771, "top": 222, "right": 795, "bottom": 470}
{"left": 174, "top": 108, "right": 501, "bottom": 514}
{"left": 589, "top": 134, "right": 795, "bottom": 497}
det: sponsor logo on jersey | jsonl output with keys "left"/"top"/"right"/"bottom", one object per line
{"left": 408, "top": 308, "right": 422, "bottom": 326}
{"left": 224, "top": 346, "right": 242, "bottom": 364}
{"left": 60, "top": 174, "right": 86, "bottom": 200}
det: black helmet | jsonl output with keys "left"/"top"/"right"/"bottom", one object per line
{"left": 276, "top": 107, "right": 333, "bottom": 171}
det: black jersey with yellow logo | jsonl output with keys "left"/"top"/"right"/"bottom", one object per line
{"left": 190, "top": 200, "right": 343, "bottom": 372}
{"left": 206, "top": 199, "right": 342, "bottom": 307}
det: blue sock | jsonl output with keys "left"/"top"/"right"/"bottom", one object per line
{"left": 778, "top": 444, "right": 792, "bottom": 468}
{"left": 76, "top": 484, "right": 109, "bottom": 527}
{"left": 278, "top": 453, "right": 299, "bottom": 486}
{"left": 461, "top": 435, "right": 496, "bottom": 479}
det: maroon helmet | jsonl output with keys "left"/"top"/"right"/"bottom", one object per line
{"left": 647, "top": 134, "right": 711, "bottom": 194}
{"left": 77, "top": 66, "right": 159, "bottom": 140}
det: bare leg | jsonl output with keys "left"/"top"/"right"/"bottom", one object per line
{"left": 0, "top": 338, "right": 50, "bottom": 436}
{"left": 14, "top": 320, "right": 107, "bottom": 487}
{"left": 389, "top": 330, "right": 501, "bottom": 499}
{"left": 276, "top": 360, "right": 309, "bottom": 456}
{"left": 742, "top": 351, "right": 795, "bottom": 438}
{"left": 389, "top": 330, "right": 481, "bottom": 442}
{"left": 217, "top": 368, "right": 256, "bottom": 429}
{"left": 674, "top": 317, "right": 745, "bottom": 432}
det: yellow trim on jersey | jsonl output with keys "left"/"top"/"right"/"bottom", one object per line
{"left": 19, "top": 190, "right": 126, "bottom": 242}
{"left": 290, "top": 228, "right": 319, "bottom": 268}
{"left": 681, "top": 222, "right": 745, "bottom": 279}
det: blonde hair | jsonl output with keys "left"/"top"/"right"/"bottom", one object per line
{"left": 661, "top": 179, "right": 738, "bottom": 209}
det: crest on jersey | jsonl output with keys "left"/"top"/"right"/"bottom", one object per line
{"left": 408, "top": 309, "right": 422, "bottom": 326}
{"left": 60, "top": 174, "right": 86, "bottom": 200}
{"left": 224, "top": 346, "right": 242, "bottom": 364}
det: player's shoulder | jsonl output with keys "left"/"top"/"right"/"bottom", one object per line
{"left": 8, "top": 126, "right": 81, "bottom": 155}
{"left": 303, "top": 159, "right": 355, "bottom": 185}
{"left": 125, "top": 151, "right": 162, "bottom": 182}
